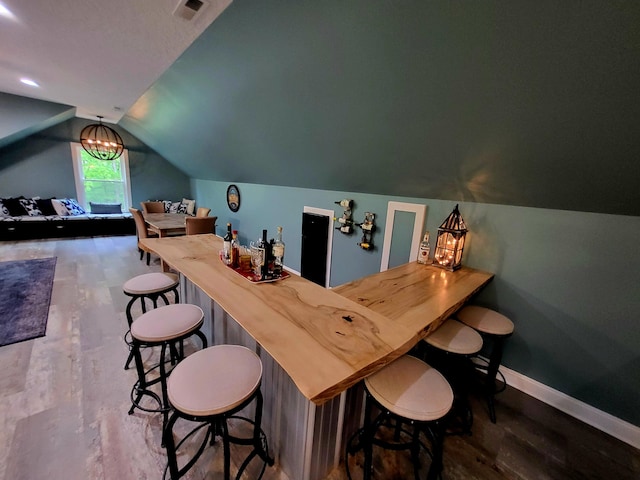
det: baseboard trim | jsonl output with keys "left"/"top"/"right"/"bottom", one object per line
{"left": 500, "top": 365, "right": 640, "bottom": 450}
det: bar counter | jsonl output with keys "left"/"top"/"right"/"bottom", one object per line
{"left": 140, "top": 234, "right": 494, "bottom": 479}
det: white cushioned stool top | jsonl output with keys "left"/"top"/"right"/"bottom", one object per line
{"left": 425, "top": 318, "right": 483, "bottom": 355}
{"left": 168, "top": 345, "right": 262, "bottom": 417}
{"left": 123, "top": 272, "right": 179, "bottom": 295}
{"left": 131, "top": 304, "right": 204, "bottom": 342}
{"left": 457, "top": 305, "right": 514, "bottom": 336}
{"left": 365, "top": 355, "right": 453, "bottom": 422}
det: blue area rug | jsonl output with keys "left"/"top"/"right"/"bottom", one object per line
{"left": 0, "top": 257, "right": 57, "bottom": 347}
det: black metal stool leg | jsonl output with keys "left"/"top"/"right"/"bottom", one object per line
{"left": 485, "top": 336, "right": 506, "bottom": 423}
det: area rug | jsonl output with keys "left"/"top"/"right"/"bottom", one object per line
{"left": 0, "top": 257, "right": 57, "bottom": 347}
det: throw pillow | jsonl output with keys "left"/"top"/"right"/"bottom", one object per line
{"left": 0, "top": 199, "right": 10, "bottom": 217}
{"left": 3, "top": 197, "right": 28, "bottom": 216}
{"left": 35, "top": 198, "right": 58, "bottom": 216}
{"left": 90, "top": 202, "right": 122, "bottom": 214}
{"left": 51, "top": 199, "right": 70, "bottom": 216}
{"left": 181, "top": 198, "right": 196, "bottom": 216}
{"left": 168, "top": 201, "right": 181, "bottom": 214}
{"left": 59, "top": 198, "right": 86, "bottom": 215}
{"left": 161, "top": 200, "right": 172, "bottom": 213}
{"left": 177, "top": 202, "right": 188, "bottom": 214}
{"left": 19, "top": 198, "right": 43, "bottom": 216}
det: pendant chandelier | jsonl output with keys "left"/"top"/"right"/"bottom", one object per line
{"left": 80, "top": 116, "right": 124, "bottom": 160}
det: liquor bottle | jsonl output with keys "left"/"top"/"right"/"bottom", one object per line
{"left": 259, "top": 229, "right": 271, "bottom": 279}
{"left": 417, "top": 231, "right": 431, "bottom": 265}
{"left": 223, "top": 223, "right": 232, "bottom": 264}
{"left": 230, "top": 230, "right": 239, "bottom": 268}
{"left": 272, "top": 226, "right": 285, "bottom": 276}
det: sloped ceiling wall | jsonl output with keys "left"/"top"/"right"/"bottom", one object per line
{"left": 0, "top": 93, "right": 75, "bottom": 148}
{"left": 120, "top": 0, "right": 640, "bottom": 216}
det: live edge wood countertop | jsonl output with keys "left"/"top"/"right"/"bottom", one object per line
{"left": 141, "top": 234, "right": 493, "bottom": 405}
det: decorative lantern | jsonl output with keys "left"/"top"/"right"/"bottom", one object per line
{"left": 433, "top": 204, "right": 468, "bottom": 271}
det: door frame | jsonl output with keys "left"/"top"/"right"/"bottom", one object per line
{"left": 302, "top": 206, "right": 334, "bottom": 288}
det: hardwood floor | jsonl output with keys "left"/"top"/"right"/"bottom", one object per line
{"left": 0, "top": 236, "right": 638, "bottom": 480}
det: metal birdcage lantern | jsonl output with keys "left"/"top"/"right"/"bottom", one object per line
{"left": 433, "top": 204, "right": 468, "bottom": 271}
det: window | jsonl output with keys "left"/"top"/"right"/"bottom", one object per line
{"left": 70, "top": 142, "right": 132, "bottom": 210}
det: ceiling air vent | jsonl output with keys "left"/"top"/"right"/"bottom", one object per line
{"left": 173, "top": 0, "right": 207, "bottom": 21}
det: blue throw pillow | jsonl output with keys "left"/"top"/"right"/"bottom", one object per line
{"left": 90, "top": 202, "right": 122, "bottom": 214}
{"left": 59, "top": 198, "right": 86, "bottom": 215}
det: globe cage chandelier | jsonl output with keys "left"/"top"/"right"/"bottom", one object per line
{"left": 80, "top": 116, "right": 124, "bottom": 160}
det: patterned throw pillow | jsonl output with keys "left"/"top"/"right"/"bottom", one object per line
{"left": 168, "top": 201, "right": 181, "bottom": 214}
{"left": 59, "top": 198, "right": 86, "bottom": 216}
{"left": 19, "top": 198, "right": 44, "bottom": 216}
{"left": 177, "top": 202, "right": 189, "bottom": 214}
{"left": 51, "top": 199, "right": 70, "bottom": 216}
{"left": 162, "top": 200, "right": 172, "bottom": 213}
{"left": 0, "top": 199, "right": 10, "bottom": 217}
{"left": 181, "top": 198, "right": 196, "bottom": 216}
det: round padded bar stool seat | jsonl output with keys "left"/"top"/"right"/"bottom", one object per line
{"left": 425, "top": 318, "right": 483, "bottom": 355}
{"left": 365, "top": 355, "right": 453, "bottom": 422}
{"left": 164, "top": 345, "right": 273, "bottom": 480}
{"left": 131, "top": 303, "right": 204, "bottom": 343}
{"left": 168, "top": 345, "right": 262, "bottom": 417}
{"left": 123, "top": 272, "right": 179, "bottom": 296}
{"left": 456, "top": 305, "right": 514, "bottom": 336}
{"left": 346, "top": 355, "right": 453, "bottom": 480}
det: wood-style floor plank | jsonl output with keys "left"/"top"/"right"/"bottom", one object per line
{"left": 0, "top": 235, "right": 638, "bottom": 480}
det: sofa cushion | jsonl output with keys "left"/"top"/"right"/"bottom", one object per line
{"left": 19, "top": 198, "right": 43, "bottom": 216}
{"left": 90, "top": 202, "right": 122, "bottom": 214}
{"left": 3, "top": 197, "right": 28, "bottom": 216}
{"left": 36, "top": 198, "right": 58, "bottom": 216}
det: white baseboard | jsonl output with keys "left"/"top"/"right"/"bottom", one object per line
{"left": 500, "top": 365, "right": 640, "bottom": 450}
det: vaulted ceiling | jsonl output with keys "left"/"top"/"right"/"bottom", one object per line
{"left": 3, "top": 1, "right": 640, "bottom": 216}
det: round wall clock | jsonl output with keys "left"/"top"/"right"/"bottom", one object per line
{"left": 226, "top": 184, "right": 240, "bottom": 212}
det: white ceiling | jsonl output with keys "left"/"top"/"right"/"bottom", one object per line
{"left": 0, "top": 0, "right": 231, "bottom": 123}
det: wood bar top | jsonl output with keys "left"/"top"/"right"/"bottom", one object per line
{"left": 140, "top": 234, "right": 419, "bottom": 405}
{"left": 333, "top": 262, "right": 494, "bottom": 338}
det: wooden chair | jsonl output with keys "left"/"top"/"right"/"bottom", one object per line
{"left": 195, "top": 207, "right": 211, "bottom": 217}
{"left": 185, "top": 216, "right": 217, "bottom": 235}
{"left": 130, "top": 207, "right": 157, "bottom": 265}
{"left": 141, "top": 201, "right": 165, "bottom": 214}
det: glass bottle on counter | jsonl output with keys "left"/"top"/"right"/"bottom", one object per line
{"left": 272, "top": 226, "right": 285, "bottom": 276}
{"left": 230, "top": 230, "right": 239, "bottom": 268}
{"left": 417, "top": 231, "right": 431, "bottom": 265}
{"left": 223, "top": 223, "right": 233, "bottom": 264}
{"left": 258, "top": 229, "right": 271, "bottom": 280}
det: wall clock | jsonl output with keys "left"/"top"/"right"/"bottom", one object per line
{"left": 226, "top": 184, "right": 240, "bottom": 212}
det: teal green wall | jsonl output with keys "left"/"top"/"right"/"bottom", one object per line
{"left": 0, "top": 93, "right": 75, "bottom": 148}
{"left": 124, "top": 0, "right": 640, "bottom": 216}
{"left": 0, "top": 117, "right": 191, "bottom": 206}
{"left": 193, "top": 179, "right": 640, "bottom": 427}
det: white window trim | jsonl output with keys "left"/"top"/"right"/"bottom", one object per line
{"left": 70, "top": 142, "right": 132, "bottom": 210}
{"left": 380, "top": 201, "right": 426, "bottom": 272}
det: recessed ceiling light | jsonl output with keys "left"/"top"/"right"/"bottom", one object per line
{"left": 20, "top": 78, "right": 39, "bottom": 87}
{"left": 0, "top": 4, "right": 16, "bottom": 20}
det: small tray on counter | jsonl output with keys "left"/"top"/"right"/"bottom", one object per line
{"left": 220, "top": 255, "right": 290, "bottom": 283}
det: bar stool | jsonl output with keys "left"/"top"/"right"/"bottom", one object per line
{"left": 128, "top": 303, "right": 207, "bottom": 439}
{"left": 423, "top": 318, "right": 483, "bottom": 435}
{"left": 456, "top": 305, "right": 514, "bottom": 423}
{"left": 123, "top": 272, "right": 180, "bottom": 370}
{"left": 345, "top": 355, "right": 453, "bottom": 480}
{"left": 163, "top": 344, "right": 273, "bottom": 480}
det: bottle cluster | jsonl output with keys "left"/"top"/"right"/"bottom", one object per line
{"left": 223, "top": 223, "right": 286, "bottom": 281}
